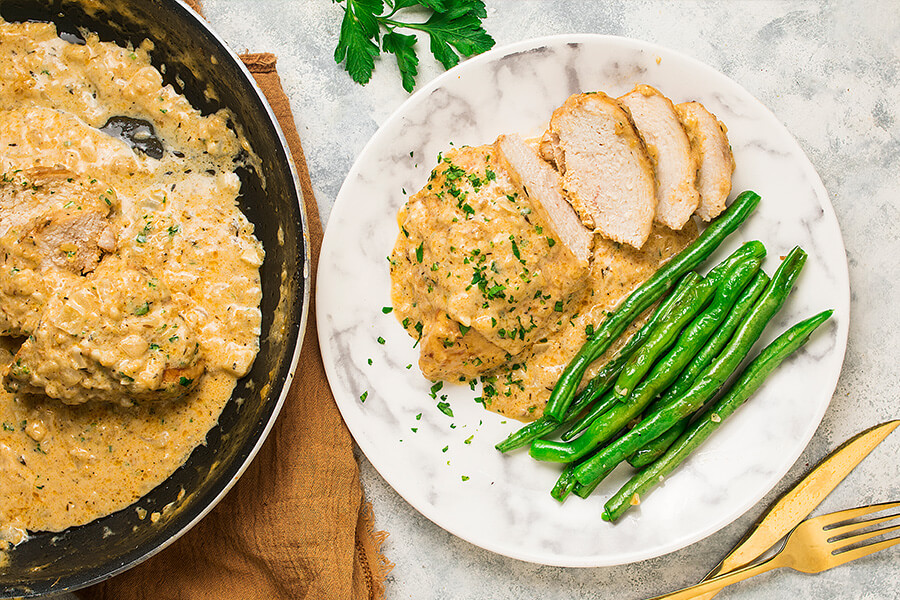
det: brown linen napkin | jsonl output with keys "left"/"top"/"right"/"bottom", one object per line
{"left": 76, "top": 18, "right": 391, "bottom": 600}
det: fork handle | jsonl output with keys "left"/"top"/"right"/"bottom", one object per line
{"left": 645, "top": 556, "right": 781, "bottom": 600}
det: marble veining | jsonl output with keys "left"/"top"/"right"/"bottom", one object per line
{"left": 316, "top": 35, "right": 849, "bottom": 567}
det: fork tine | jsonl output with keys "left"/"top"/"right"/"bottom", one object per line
{"left": 826, "top": 511, "right": 900, "bottom": 540}
{"left": 825, "top": 530, "right": 900, "bottom": 568}
{"left": 832, "top": 522, "right": 900, "bottom": 550}
{"left": 820, "top": 500, "right": 900, "bottom": 529}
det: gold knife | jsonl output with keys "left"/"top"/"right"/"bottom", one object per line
{"left": 692, "top": 419, "right": 900, "bottom": 600}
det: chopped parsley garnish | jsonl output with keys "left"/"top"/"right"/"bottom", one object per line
{"left": 360, "top": 390, "right": 368, "bottom": 403}
{"left": 436, "top": 401, "right": 453, "bottom": 417}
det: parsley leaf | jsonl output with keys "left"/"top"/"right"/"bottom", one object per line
{"left": 417, "top": 2, "right": 492, "bottom": 71}
{"left": 334, "top": 0, "right": 384, "bottom": 86}
{"left": 333, "top": 0, "right": 494, "bottom": 92}
{"left": 381, "top": 31, "right": 419, "bottom": 92}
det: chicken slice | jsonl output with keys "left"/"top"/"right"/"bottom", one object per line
{"left": 493, "top": 133, "right": 593, "bottom": 264}
{"left": 3, "top": 256, "right": 204, "bottom": 406}
{"left": 619, "top": 85, "right": 700, "bottom": 230}
{"left": 0, "top": 167, "right": 117, "bottom": 336}
{"left": 675, "top": 101, "right": 735, "bottom": 221}
{"left": 540, "top": 92, "right": 657, "bottom": 249}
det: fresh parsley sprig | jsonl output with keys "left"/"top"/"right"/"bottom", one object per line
{"left": 333, "top": 0, "right": 495, "bottom": 92}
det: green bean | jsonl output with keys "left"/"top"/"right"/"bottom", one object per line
{"left": 572, "top": 471, "right": 606, "bottom": 499}
{"left": 561, "top": 389, "right": 619, "bottom": 441}
{"left": 494, "top": 418, "right": 561, "bottom": 453}
{"left": 657, "top": 270, "right": 771, "bottom": 413}
{"left": 559, "top": 272, "right": 701, "bottom": 441}
{"left": 611, "top": 284, "right": 717, "bottom": 400}
{"left": 551, "top": 464, "right": 579, "bottom": 501}
{"left": 495, "top": 273, "right": 699, "bottom": 453}
{"left": 627, "top": 270, "right": 771, "bottom": 468}
{"left": 573, "top": 246, "right": 807, "bottom": 486}
{"left": 569, "top": 272, "right": 700, "bottom": 406}
{"left": 541, "top": 191, "right": 762, "bottom": 422}
{"left": 531, "top": 279, "right": 719, "bottom": 462}
{"left": 530, "top": 259, "right": 760, "bottom": 464}
{"left": 604, "top": 309, "right": 833, "bottom": 521}
{"left": 627, "top": 420, "right": 687, "bottom": 469}
{"left": 553, "top": 439, "right": 622, "bottom": 502}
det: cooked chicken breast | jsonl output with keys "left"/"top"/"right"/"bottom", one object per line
{"left": 540, "top": 92, "right": 657, "bottom": 249}
{"left": 676, "top": 101, "right": 735, "bottom": 221}
{"left": 3, "top": 256, "right": 204, "bottom": 405}
{"left": 0, "top": 167, "right": 117, "bottom": 336}
{"left": 493, "top": 133, "right": 593, "bottom": 263}
{"left": 619, "top": 85, "right": 700, "bottom": 230}
{"left": 391, "top": 144, "right": 592, "bottom": 376}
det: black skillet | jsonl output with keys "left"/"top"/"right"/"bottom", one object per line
{"left": 0, "top": 0, "right": 308, "bottom": 596}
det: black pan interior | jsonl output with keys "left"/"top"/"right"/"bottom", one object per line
{"left": 0, "top": 0, "right": 307, "bottom": 596}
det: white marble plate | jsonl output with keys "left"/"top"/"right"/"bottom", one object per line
{"left": 317, "top": 35, "right": 849, "bottom": 567}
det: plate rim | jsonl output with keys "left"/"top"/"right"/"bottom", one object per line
{"left": 318, "top": 33, "right": 851, "bottom": 567}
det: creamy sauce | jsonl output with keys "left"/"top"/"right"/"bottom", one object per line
{"left": 0, "top": 19, "right": 263, "bottom": 549}
{"left": 392, "top": 145, "right": 697, "bottom": 420}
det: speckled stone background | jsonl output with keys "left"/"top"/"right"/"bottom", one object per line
{"left": 204, "top": 1, "right": 898, "bottom": 598}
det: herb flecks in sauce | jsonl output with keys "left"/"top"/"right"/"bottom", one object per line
{"left": 390, "top": 143, "right": 699, "bottom": 421}
{"left": 0, "top": 18, "right": 264, "bottom": 546}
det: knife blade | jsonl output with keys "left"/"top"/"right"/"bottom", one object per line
{"left": 693, "top": 419, "right": 900, "bottom": 600}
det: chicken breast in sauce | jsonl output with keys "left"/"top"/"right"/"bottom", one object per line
{"left": 391, "top": 141, "right": 592, "bottom": 380}
{"left": 392, "top": 134, "right": 699, "bottom": 419}
{"left": 4, "top": 255, "right": 204, "bottom": 405}
{"left": 0, "top": 167, "right": 116, "bottom": 336}
{"left": 0, "top": 18, "right": 263, "bottom": 549}
{"left": 390, "top": 85, "right": 736, "bottom": 421}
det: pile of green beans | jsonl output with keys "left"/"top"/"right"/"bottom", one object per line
{"left": 604, "top": 309, "right": 833, "bottom": 521}
{"left": 540, "top": 191, "right": 761, "bottom": 422}
{"left": 571, "top": 246, "right": 809, "bottom": 486}
{"left": 492, "top": 191, "right": 834, "bottom": 521}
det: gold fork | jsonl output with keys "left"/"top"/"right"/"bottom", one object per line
{"left": 647, "top": 501, "right": 900, "bottom": 600}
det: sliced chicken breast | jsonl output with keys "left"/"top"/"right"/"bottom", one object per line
{"left": 493, "top": 133, "right": 593, "bottom": 264}
{"left": 540, "top": 92, "right": 657, "bottom": 250}
{"left": 619, "top": 85, "right": 700, "bottom": 230}
{"left": 676, "top": 101, "right": 735, "bottom": 221}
